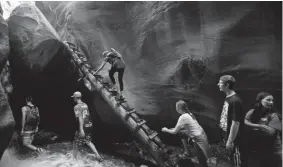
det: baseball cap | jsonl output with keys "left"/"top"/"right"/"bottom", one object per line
{"left": 220, "top": 75, "right": 236, "bottom": 83}
{"left": 71, "top": 91, "right": 82, "bottom": 98}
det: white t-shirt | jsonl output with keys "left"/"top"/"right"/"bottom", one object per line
{"left": 176, "top": 113, "right": 203, "bottom": 137}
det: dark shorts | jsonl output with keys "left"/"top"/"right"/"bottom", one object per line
{"left": 74, "top": 127, "right": 92, "bottom": 145}
{"left": 22, "top": 131, "right": 35, "bottom": 145}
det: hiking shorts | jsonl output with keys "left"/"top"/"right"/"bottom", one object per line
{"left": 22, "top": 131, "right": 35, "bottom": 145}
{"left": 74, "top": 127, "right": 92, "bottom": 145}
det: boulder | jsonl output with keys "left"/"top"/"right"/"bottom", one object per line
{"left": 0, "top": 7, "right": 14, "bottom": 160}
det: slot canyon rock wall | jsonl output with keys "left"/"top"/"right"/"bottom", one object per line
{"left": 0, "top": 6, "right": 14, "bottom": 160}
{"left": 35, "top": 1, "right": 282, "bottom": 134}
{"left": 7, "top": 3, "right": 81, "bottom": 140}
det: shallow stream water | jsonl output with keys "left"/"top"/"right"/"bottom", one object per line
{"left": 0, "top": 142, "right": 136, "bottom": 167}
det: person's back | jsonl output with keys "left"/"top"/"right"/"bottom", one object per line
{"left": 23, "top": 105, "right": 40, "bottom": 131}
{"left": 74, "top": 102, "right": 92, "bottom": 129}
{"left": 178, "top": 113, "right": 204, "bottom": 138}
{"left": 71, "top": 91, "right": 102, "bottom": 161}
{"left": 105, "top": 54, "right": 125, "bottom": 69}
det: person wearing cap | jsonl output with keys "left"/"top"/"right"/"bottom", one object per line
{"left": 71, "top": 91, "right": 102, "bottom": 161}
{"left": 245, "top": 92, "right": 281, "bottom": 167}
{"left": 217, "top": 75, "right": 247, "bottom": 167}
{"left": 93, "top": 48, "right": 126, "bottom": 98}
{"left": 21, "top": 96, "right": 44, "bottom": 153}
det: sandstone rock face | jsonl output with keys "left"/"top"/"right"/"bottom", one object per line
{"left": 0, "top": 10, "right": 14, "bottom": 160}
{"left": 6, "top": 2, "right": 281, "bottom": 142}
{"left": 6, "top": 4, "right": 78, "bottom": 140}
{"left": 0, "top": 9, "right": 9, "bottom": 71}
{"left": 8, "top": 3, "right": 61, "bottom": 77}
{"left": 36, "top": 1, "right": 281, "bottom": 122}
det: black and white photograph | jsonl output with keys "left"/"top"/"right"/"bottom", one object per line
{"left": 0, "top": 1, "right": 282, "bottom": 167}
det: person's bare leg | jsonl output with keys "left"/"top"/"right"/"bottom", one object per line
{"left": 181, "top": 138, "right": 190, "bottom": 155}
{"left": 86, "top": 142, "right": 101, "bottom": 159}
{"left": 72, "top": 141, "right": 78, "bottom": 159}
{"left": 23, "top": 143, "right": 37, "bottom": 151}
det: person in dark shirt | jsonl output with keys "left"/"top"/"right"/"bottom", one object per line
{"left": 217, "top": 75, "right": 247, "bottom": 167}
{"left": 94, "top": 48, "right": 126, "bottom": 98}
{"left": 245, "top": 92, "right": 281, "bottom": 167}
{"left": 72, "top": 91, "right": 102, "bottom": 161}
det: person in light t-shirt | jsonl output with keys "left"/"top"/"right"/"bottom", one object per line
{"left": 162, "top": 100, "right": 211, "bottom": 167}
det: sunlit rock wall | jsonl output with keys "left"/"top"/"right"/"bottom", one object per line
{"left": 8, "top": 3, "right": 61, "bottom": 77}
{"left": 36, "top": 1, "right": 281, "bottom": 121}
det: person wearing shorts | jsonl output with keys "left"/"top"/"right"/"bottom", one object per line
{"left": 21, "top": 96, "right": 44, "bottom": 153}
{"left": 72, "top": 91, "right": 102, "bottom": 161}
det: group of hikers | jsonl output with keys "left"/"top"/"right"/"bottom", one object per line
{"left": 162, "top": 75, "right": 282, "bottom": 167}
{"left": 19, "top": 47, "right": 281, "bottom": 167}
{"left": 19, "top": 47, "right": 126, "bottom": 162}
{"left": 20, "top": 92, "right": 103, "bottom": 161}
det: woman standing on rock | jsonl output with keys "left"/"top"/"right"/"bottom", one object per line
{"left": 94, "top": 48, "right": 126, "bottom": 98}
{"left": 161, "top": 100, "right": 211, "bottom": 167}
{"left": 21, "top": 96, "right": 44, "bottom": 153}
{"left": 244, "top": 92, "right": 282, "bottom": 167}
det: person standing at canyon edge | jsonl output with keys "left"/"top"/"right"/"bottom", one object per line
{"left": 162, "top": 100, "right": 211, "bottom": 167}
{"left": 94, "top": 48, "right": 126, "bottom": 98}
{"left": 71, "top": 91, "right": 102, "bottom": 161}
{"left": 21, "top": 96, "right": 44, "bottom": 153}
{"left": 217, "top": 75, "right": 247, "bottom": 167}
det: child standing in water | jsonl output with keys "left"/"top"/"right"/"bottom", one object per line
{"left": 71, "top": 91, "right": 102, "bottom": 161}
{"left": 94, "top": 48, "right": 126, "bottom": 98}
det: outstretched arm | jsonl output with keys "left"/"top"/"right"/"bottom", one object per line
{"left": 94, "top": 60, "right": 107, "bottom": 74}
{"left": 162, "top": 116, "right": 183, "bottom": 135}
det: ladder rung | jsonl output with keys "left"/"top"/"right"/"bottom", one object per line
{"left": 93, "top": 74, "right": 103, "bottom": 79}
{"left": 101, "top": 82, "right": 110, "bottom": 86}
{"left": 136, "top": 120, "right": 146, "bottom": 127}
{"left": 84, "top": 63, "right": 91, "bottom": 68}
{"left": 117, "top": 98, "right": 127, "bottom": 103}
{"left": 81, "top": 59, "right": 88, "bottom": 62}
{"left": 126, "top": 110, "right": 136, "bottom": 115}
{"left": 66, "top": 42, "right": 76, "bottom": 47}
{"left": 126, "top": 108, "right": 134, "bottom": 112}
{"left": 148, "top": 131, "right": 159, "bottom": 140}
{"left": 109, "top": 91, "right": 118, "bottom": 95}
{"left": 124, "top": 110, "right": 136, "bottom": 120}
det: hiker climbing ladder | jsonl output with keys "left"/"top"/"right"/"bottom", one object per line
{"left": 63, "top": 41, "right": 174, "bottom": 167}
